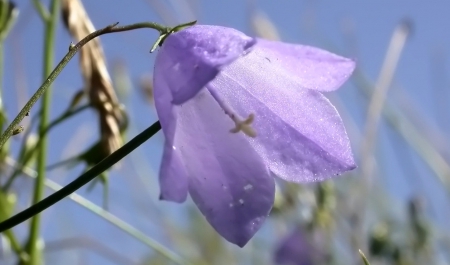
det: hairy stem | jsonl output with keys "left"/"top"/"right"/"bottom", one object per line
{"left": 3, "top": 104, "right": 90, "bottom": 190}
{"left": 0, "top": 21, "right": 169, "bottom": 149}
{"left": 0, "top": 121, "right": 161, "bottom": 233}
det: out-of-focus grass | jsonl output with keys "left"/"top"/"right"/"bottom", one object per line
{"left": 1, "top": 1, "right": 450, "bottom": 265}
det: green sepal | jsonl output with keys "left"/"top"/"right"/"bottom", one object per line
{"left": 149, "top": 20, "right": 197, "bottom": 52}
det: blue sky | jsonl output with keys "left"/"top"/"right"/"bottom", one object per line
{"left": 3, "top": 0, "right": 450, "bottom": 264}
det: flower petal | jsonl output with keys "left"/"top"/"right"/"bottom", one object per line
{"left": 210, "top": 43, "right": 356, "bottom": 182}
{"left": 172, "top": 89, "right": 275, "bottom": 247}
{"left": 257, "top": 39, "right": 355, "bottom": 92}
{"left": 274, "top": 228, "right": 320, "bottom": 265}
{"left": 158, "top": 143, "right": 189, "bottom": 202}
{"left": 156, "top": 25, "right": 256, "bottom": 104}
{"left": 154, "top": 52, "right": 189, "bottom": 202}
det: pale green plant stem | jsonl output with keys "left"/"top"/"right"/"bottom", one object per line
{"left": 25, "top": 1, "right": 59, "bottom": 264}
{"left": 359, "top": 250, "right": 371, "bottom": 265}
{"left": 0, "top": 195, "right": 28, "bottom": 262}
{"left": 3, "top": 150, "right": 194, "bottom": 265}
{"left": 0, "top": 21, "right": 169, "bottom": 149}
{"left": 0, "top": 1, "right": 24, "bottom": 261}
{"left": 31, "top": 0, "right": 49, "bottom": 22}
{"left": 360, "top": 21, "right": 410, "bottom": 183}
{"left": 354, "top": 70, "right": 450, "bottom": 191}
{"left": 0, "top": 18, "right": 186, "bottom": 263}
{"left": 3, "top": 104, "right": 90, "bottom": 191}
{"left": 0, "top": 42, "right": 3, "bottom": 108}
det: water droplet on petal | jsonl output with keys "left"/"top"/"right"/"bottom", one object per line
{"left": 244, "top": 184, "right": 253, "bottom": 191}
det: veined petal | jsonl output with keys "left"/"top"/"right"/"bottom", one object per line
{"left": 274, "top": 228, "right": 321, "bottom": 265}
{"left": 173, "top": 89, "right": 275, "bottom": 247}
{"left": 257, "top": 39, "right": 355, "bottom": 92}
{"left": 155, "top": 25, "right": 256, "bottom": 104}
{"left": 154, "top": 50, "right": 189, "bottom": 202}
{"left": 210, "top": 44, "right": 356, "bottom": 182}
{"left": 159, "top": 143, "right": 189, "bottom": 202}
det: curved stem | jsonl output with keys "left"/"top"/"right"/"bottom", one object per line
{"left": 0, "top": 121, "right": 161, "bottom": 233}
{"left": 0, "top": 21, "right": 168, "bottom": 150}
{"left": 5, "top": 155, "right": 190, "bottom": 265}
{"left": 3, "top": 104, "right": 90, "bottom": 191}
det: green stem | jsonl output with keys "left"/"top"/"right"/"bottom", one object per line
{"left": 3, "top": 104, "right": 90, "bottom": 191}
{"left": 46, "top": 104, "right": 90, "bottom": 131}
{"left": 0, "top": 121, "right": 161, "bottom": 233}
{"left": 5, "top": 155, "right": 190, "bottom": 265}
{"left": 0, "top": 21, "right": 168, "bottom": 150}
{"left": 0, "top": 1, "right": 19, "bottom": 42}
{"left": 359, "top": 250, "right": 371, "bottom": 265}
{"left": 31, "top": 0, "right": 49, "bottom": 22}
{"left": 3, "top": 229, "right": 30, "bottom": 262}
{"left": 0, "top": 194, "right": 28, "bottom": 262}
{"left": 0, "top": 2, "right": 22, "bottom": 261}
{"left": 0, "top": 42, "right": 3, "bottom": 108}
{"left": 25, "top": 0, "right": 59, "bottom": 263}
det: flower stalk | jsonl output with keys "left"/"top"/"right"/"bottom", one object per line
{"left": 0, "top": 20, "right": 176, "bottom": 149}
{"left": 0, "top": 121, "right": 161, "bottom": 233}
{"left": 24, "top": 1, "right": 60, "bottom": 264}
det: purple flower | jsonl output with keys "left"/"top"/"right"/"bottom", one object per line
{"left": 153, "top": 25, "right": 356, "bottom": 247}
{"left": 274, "top": 227, "right": 325, "bottom": 265}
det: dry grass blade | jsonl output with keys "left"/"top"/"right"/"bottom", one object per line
{"left": 361, "top": 20, "right": 411, "bottom": 182}
{"left": 249, "top": 10, "right": 280, "bottom": 41}
{"left": 61, "top": 0, "right": 127, "bottom": 157}
{"left": 139, "top": 74, "right": 154, "bottom": 104}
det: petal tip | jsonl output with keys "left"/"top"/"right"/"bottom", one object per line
{"left": 158, "top": 192, "right": 188, "bottom": 203}
{"left": 223, "top": 214, "right": 270, "bottom": 247}
{"left": 156, "top": 25, "right": 258, "bottom": 105}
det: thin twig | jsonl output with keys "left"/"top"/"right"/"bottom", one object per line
{"left": 0, "top": 121, "right": 161, "bottom": 233}
{"left": 3, "top": 104, "right": 90, "bottom": 191}
{"left": 0, "top": 21, "right": 168, "bottom": 150}
{"left": 3, "top": 155, "right": 191, "bottom": 265}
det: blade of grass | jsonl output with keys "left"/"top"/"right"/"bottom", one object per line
{"left": 358, "top": 249, "right": 371, "bottom": 265}
{"left": 0, "top": 21, "right": 170, "bottom": 149}
{"left": 3, "top": 104, "right": 90, "bottom": 190}
{"left": 31, "top": 0, "right": 49, "bottom": 21}
{"left": 360, "top": 20, "right": 411, "bottom": 182}
{"left": 354, "top": 70, "right": 450, "bottom": 192}
{"left": 25, "top": 1, "right": 60, "bottom": 263}
{"left": 45, "top": 237, "right": 139, "bottom": 265}
{"left": 3, "top": 149, "right": 193, "bottom": 265}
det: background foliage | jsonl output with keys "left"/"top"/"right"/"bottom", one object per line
{"left": 0, "top": 1, "right": 449, "bottom": 265}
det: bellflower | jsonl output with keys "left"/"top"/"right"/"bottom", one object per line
{"left": 153, "top": 25, "right": 356, "bottom": 247}
{"left": 274, "top": 228, "right": 325, "bottom": 265}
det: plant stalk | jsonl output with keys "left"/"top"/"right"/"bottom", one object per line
{"left": 24, "top": 0, "right": 59, "bottom": 264}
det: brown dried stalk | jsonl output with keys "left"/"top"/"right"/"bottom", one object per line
{"left": 61, "top": 0, "right": 127, "bottom": 158}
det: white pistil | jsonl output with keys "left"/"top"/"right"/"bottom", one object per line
{"left": 229, "top": 113, "right": 256, "bottom": 137}
{"left": 243, "top": 184, "right": 253, "bottom": 191}
{"left": 207, "top": 85, "right": 257, "bottom": 138}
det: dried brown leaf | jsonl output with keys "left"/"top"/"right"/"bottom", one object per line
{"left": 62, "top": 0, "right": 127, "bottom": 156}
